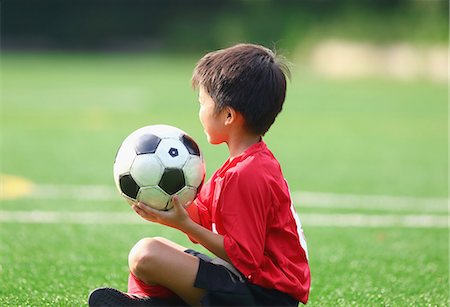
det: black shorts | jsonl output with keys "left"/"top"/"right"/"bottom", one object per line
{"left": 185, "top": 249, "right": 299, "bottom": 307}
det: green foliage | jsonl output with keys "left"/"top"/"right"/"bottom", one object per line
{"left": 3, "top": 0, "right": 448, "bottom": 52}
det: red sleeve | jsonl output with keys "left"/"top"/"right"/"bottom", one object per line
{"left": 218, "top": 171, "right": 270, "bottom": 278}
{"left": 194, "top": 198, "right": 212, "bottom": 230}
{"left": 185, "top": 185, "right": 213, "bottom": 244}
{"left": 192, "top": 180, "right": 213, "bottom": 230}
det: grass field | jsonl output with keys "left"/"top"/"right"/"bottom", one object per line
{"left": 0, "top": 53, "right": 448, "bottom": 306}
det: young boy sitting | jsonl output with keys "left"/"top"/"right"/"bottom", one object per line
{"left": 89, "top": 43, "right": 310, "bottom": 306}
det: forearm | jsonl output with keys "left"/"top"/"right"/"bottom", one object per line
{"left": 132, "top": 199, "right": 230, "bottom": 262}
{"left": 185, "top": 201, "right": 201, "bottom": 224}
{"left": 181, "top": 220, "right": 231, "bottom": 263}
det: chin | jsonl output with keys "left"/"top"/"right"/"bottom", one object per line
{"left": 205, "top": 133, "right": 224, "bottom": 145}
{"left": 207, "top": 137, "right": 221, "bottom": 145}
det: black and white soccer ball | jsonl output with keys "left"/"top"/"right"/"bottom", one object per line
{"left": 113, "top": 125, "right": 206, "bottom": 211}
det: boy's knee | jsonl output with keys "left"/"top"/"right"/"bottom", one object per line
{"left": 128, "top": 237, "right": 166, "bottom": 278}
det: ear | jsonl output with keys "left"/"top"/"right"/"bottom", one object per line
{"left": 224, "top": 107, "right": 237, "bottom": 126}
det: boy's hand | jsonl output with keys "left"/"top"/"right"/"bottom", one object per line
{"left": 131, "top": 196, "right": 192, "bottom": 231}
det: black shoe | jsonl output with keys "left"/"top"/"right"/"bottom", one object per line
{"left": 88, "top": 287, "right": 184, "bottom": 306}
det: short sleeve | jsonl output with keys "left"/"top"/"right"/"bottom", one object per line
{"left": 193, "top": 179, "right": 213, "bottom": 231}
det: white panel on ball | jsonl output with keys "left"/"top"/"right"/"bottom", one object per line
{"left": 155, "top": 138, "right": 189, "bottom": 168}
{"left": 183, "top": 156, "right": 206, "bottom": 187}
{"left": 146, "top": 124, "right": 184, "bottom": 139}
{"left": 114, "top": 146, "right": 137, "bottom": 194}
{"left": 130, "top": 154, "right": 164, "bottom": 187}
{"left": 114, "top": 142, "right": 137, "bottom": 177}
{"left": 138, "top": 186, "right": 170, "bottom": 210}
{"left": 173, "top": 186, "right": 197, "bottom": 208}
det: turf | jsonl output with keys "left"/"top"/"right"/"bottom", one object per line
{"left": 0, "top": 53, "right": 448, "bottom": 306}
{"left": 1, "top": 53, "right": 447, "bottom": 195}
{"left": 0, "top": 224, "right": 447, "bottom": 306}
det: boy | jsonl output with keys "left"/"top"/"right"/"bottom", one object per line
{"left": 89, "top": 43, "right": 310, "bottom": 306}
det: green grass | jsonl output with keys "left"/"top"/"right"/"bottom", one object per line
{"left": 0, "top": 224, "right": 447, "bottom": 306}
{"left": 1, "top": 53, "right": 447, "bottom": 195}
{"left": 0, "top": 53, "right": 448, "bottom": 306}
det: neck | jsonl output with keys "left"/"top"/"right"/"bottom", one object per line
{"left": 226, "top": 133, "right": 262, "bottom": 158}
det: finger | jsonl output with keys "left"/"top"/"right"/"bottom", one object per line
{"left": 172, "top": 195, "right": 179, "bottom": 204}
{"left": 183, "top": 200, "right": 192, "bottom": 209}
{"left": 171, "top": 195, "right": 183, "bottom": 210}
{"left": 133, "top": 204, "right": 159, "bottom": 222}
{"left": 136, "top": 202, "right": 158, "bottom": 215}
{"left": 132, "top": 204, "right": 146, "bottom": 216}
{"left": 134, "top": 203, "right": 156, "bottom": 217}
{"left": 136, "top": 202, "right": 150, "bottom": 212}
{"left": 132, "top": 204, "right": 145, "bottom": 218}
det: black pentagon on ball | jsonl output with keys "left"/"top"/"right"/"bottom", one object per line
{"left": 181, "top": 134, "right": 200, "bottom": 156}
{"left": 135, "top": 134, "right": 161, "bottom": 155}
{"left": 119, "top": 174, "right": 140, "bottom": 199}
{"left": 168, "top": 147, "right": 179, "bottom": 157}
{"left": 159, "top": 168, "right": 185, "bottom": 195}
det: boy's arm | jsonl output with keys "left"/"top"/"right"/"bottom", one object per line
{"left": 185, "top": 200, "right": 200, "bottom": 224}
{"left": 132, "top": 198, "right": 231, "bottom": 263}
{"left": 181, "top": 217, "right": 231, "bottom": 263}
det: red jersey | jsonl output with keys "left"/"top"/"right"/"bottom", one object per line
{"left": 193, "top": 141, "right": 311, "bottom": 303}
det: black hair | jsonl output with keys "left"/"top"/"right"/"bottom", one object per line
{"left": 192, "top": 43, "right": 290, "bottom": 135}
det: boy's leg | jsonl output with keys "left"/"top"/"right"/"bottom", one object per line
{"left": 128, "top": 237, "right": 205, "bottom": 306}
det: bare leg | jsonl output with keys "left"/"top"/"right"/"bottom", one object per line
{"left": 128, "top": 237, "right": 205, "bottom": 306}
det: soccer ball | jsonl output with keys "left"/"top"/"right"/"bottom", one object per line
{"left": 113, "top": 124, "right": 206, "bottom": 211}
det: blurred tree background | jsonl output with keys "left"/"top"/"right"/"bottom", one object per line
{"left": 2, "top": 0, "right": 448, "bottom": 53}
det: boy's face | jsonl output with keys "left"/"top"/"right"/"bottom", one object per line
{"left": 198, "top": 87, "right": 227, "bottom": 145}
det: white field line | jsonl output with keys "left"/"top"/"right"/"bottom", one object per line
{"left": 30, "top": 184, "right": 118, "bottom": 201}
{"left": 0, "top": 210, "right": 447, "bottom": 228}
{"left": 23, "top": 184, "right": 449, "bottom": 213}
{"left": 291, "top": 191, "right": 448, "bottom": 213}
{"left": 1, "top": 183, "right": 448, "bottom": 227}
